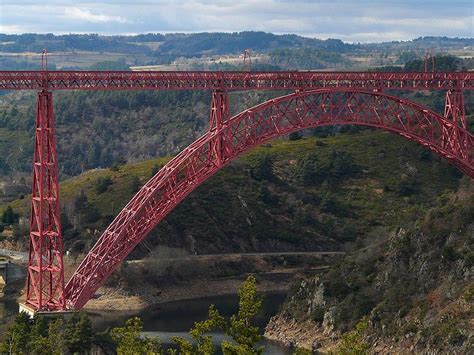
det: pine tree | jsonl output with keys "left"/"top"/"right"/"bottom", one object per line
{"left": 48, "top": 318, "right": 66, "bottom": 355}
{"left": 0, "top": 312, "right": 32, "bottom": 354}
{"left": 111, "top": 317, "right": 161, "bottom": 355}
{"left": 221, "top": 275, "right": 264, "bottom": 354}
{"left": 172, "top": 275, "right": 264, "bottom": 354}
{"left": 2, "top": 206, "right": 17, "bottom": 225}
{"left": 64, "top": 311, "right": 93, "bottom": 354}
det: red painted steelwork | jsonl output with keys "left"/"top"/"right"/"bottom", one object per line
{"left": 443, "top": 90, "right": 468, "bottom": 161}
{"left": 243, "top": 49, "right": 252, "bottom": 71}
{"left": 64, "top": 89, "right": 473, "bottom": 309}
{"left": 0, "top": 71, "right": 472, "bottom": 91}
{"left": 26, "top": 90, "right": 66, "bottom": 311}
{"left": 2, "top": 68, "right": 469, "bottom": 311}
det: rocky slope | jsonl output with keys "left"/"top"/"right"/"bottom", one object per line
{"left": 265, "top": 178, "right": 474, "bottom": 353}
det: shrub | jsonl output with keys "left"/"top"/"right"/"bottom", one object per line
{"left": 336, "top": 317, "right": 370, "bottom": 354}
{"left": 403, "top": 322, "right": 418, "bottom": 335}
{"left": 249, "top": 153, "right": 274, "bottom": 181}
{"left": 289, "top": 131, "right": 302, "bottom": 141}
{"left": 150, "top": 163, "right": 162, "bottom": 177}
{"left": 2, "top": 206, "right": 18, "bottom": 225}
{"left": 441, "top": 246, "right": 460, "bottom": 262}
{"left": 110, "top": 156, "right": 127, "bottom": 171}
{"left": 463, "top": 252, "right": 474, "bottom": 268}
{"left": 398, "top": 178, "right": 419, "bottom": 196}
{"left": 258, "top": 185, "right": 278, "bottom": 205}
{"left": 130, "top": 176, "right": 141, "bottom": 193}
{"left": 95, "top": 176, "right": 113, "bottom": 194}
{"left": 296, "top": 151, "right": 327, "bottom": 185}
{"left": 312, "top": 306, "right": 325, "bottom": 325}
{"left": 463, "top": 285, "right": 474, "bottom": 303}
{"left": 328, "top": 150, "right": 358, "bottom": 178}
{"left": 73, "top": 191, "right": 101, "bottom": 223}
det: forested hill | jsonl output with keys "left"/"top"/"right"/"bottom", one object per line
{"left": 0, "top": 32, "right": 473, "bottom": 71}
{"left": 1, "top": 32, "right": 472, "bottom": 55}
{"left": 0, "top": 32, "right": 350, "bottom": 54}
{"left": 0, "top": 55, "right": 471, "bottom": 180}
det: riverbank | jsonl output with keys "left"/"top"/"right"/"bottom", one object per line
{"left": 2, "top": 251, "right": 341, "bottom": 313}
{"left": 82, "top": 252, "right": 341, "bottom": 312}
{"left": 85, "top": 272, "right": 294, "bottom": 311}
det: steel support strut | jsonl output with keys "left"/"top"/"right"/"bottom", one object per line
{"left": 209, "top": 90, "right": 230, "bottom": 167}
{"left": 26, "top": 90, "right": 66, "bottom": 311}
{"left": 443, "top": 90, "right": 468, "bottom": 160}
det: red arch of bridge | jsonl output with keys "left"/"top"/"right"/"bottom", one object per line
{"left": 64, "top": 89, "right": 473, "bottom": 309}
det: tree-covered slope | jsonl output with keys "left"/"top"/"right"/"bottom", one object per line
{"left": 1, "top": 129, "right": 464, "bottom": 259}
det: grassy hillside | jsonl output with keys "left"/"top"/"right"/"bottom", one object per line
{"left": 1, "top": 129, "right": 463, "bottom": 257}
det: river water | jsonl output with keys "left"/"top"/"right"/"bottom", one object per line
{"left": 1, "top": 292, "right": 291, "bottom": 354}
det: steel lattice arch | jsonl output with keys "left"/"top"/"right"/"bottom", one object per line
{"left": 63, "top": 89, "right": 473, "bottom": 309}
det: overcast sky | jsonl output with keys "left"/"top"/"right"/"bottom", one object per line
{"left": 0, "top": 0, "right": 472, "bottom": 43}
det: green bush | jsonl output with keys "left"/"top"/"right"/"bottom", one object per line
{"left": 441, "top": 246, "right": 460, "bottom": 262}
{"left": 328, "top": 149, "right": 358, "bottom": 178}
{"left": 463, "top": 285, "right": 474, "bottom": 303}
{"left": 289, "top": 131, "right": 302, "bottom": 141}
{"left": 463, "top": 252, "right": 474, "bottom": 268}
{"left": 398, "top": 178, "right": 419, "bottom": 196}
{"left": 249, "top": 153, "right": 274, "bottom": 181}
{"left": 336, "top": 317, "right": 370, "bottom": 354}
{"left": 296, "top": 151, "right": 327, "bottom": 185}
{"left": 403, "top": 322, "right": 418, "bottom": 335}
{"left": 95, "top": 176, "right": 113, "bottom": 194}
{"left": 312, "top": 306, "right": 325, "bottom": 325}
{"left": 1, "top": 206, "right": 18, "bottom": 225}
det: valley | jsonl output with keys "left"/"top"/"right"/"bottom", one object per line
{"left": 0, "top": 31, "right": 472, "bottom": 353}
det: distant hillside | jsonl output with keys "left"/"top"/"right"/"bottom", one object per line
{"left": 0, "top": 69, "right": 471, "bottom": 179}
{"left": 0, "top": 32, "right": 472, "bottom": 70}
{"left": 156, "top": 32, "right": 350, "bottom": 56}
{"left": 1, "top": 32, "right": 472, "bottom": 56}
{"left": 0, "top": 32, "right": 350, "bottom": 55}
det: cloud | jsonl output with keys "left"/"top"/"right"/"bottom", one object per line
{"left": 63, "top": 7, "right": 130, "bottom": 24}
{"left": 0, "top": 0, "right": 472, "bottom": 42}
{"left": 0, "top": 24, "right": 29, "bottom": 34}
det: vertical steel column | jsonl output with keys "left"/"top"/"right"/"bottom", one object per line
{"left": 444, "top": 89, "right": 467, "bottom": 129}
{"left": 243, "top": 49, "right": 252, "bottom": 71}
{"left": 209, "top": 90, "right": 230, "bottom": 167}
{"left": 26, "top": 90, "right": 66, "bottom": 311}
{"left": 443, "top": 89, "right": 468, "bottom": 160}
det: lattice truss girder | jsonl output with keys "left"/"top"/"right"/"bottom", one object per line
{"left": 64, "top": 89, "right": 473, "bottom": 309}
{"left": 1, "top": 71, "right": 473, "bottom": 90}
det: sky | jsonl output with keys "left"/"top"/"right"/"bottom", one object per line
{"left": 0, "top": 0, "right": 473, "bottom": 43}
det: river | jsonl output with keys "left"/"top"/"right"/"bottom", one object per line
{"left": 1, "top": 292, "right": 291, "bottom": 354}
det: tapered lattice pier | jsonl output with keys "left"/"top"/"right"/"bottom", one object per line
{"left": 25, "top": 90, "right": 66, "bottom": 311}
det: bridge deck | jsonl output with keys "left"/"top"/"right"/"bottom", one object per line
{"left": 0, "top": 71, "right": 472, "bottom": 91}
